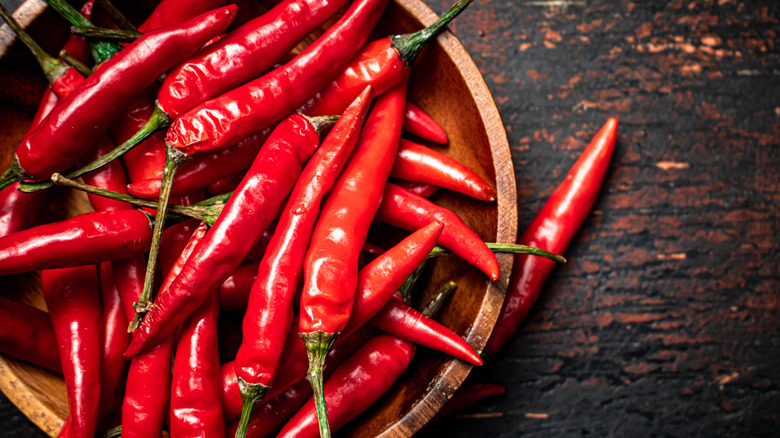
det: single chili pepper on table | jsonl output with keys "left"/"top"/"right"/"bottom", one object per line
{"left": 170, "top": 292, "right": 224, "bottom": 437}
{"left": 0, "top": 209, "right": 152, "bottom": 276}
{"left": 1, "top": 6, "right": 237, "bottom": 190}
{"left": 41, "top": 265, "right": 102, "bottom": 438}
{"left": 391, "top": 138, "right": 496, "bottom": 201}
{"left": 376, "top": 182, "right": 500, "bottom": 280}
{"left": 125, "top": 114, "right": 333, "bottom": 353}
{"left": 298, "top": 77, "right": 407, "bottom": 438}
{"left": 234, "top": 88, "right": 373, "bottom": 438}
{"left": 403, "top": 101, "right": 448, "bottom": 144}
{"left": 0, "top": 297, "right": 61, "bottom": 373}
{"left": 486, "top": 117, "right": 619, "bottom": 354}
{"left": 299, "top": 0, "right": 471, "bottom": 117}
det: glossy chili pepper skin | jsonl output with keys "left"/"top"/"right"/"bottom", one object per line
{"left": 98, "top": 262, "right": 130, "bottom": 405}
{"left": 126, "top": 130, "right": 270, "bottom": 198}
{"left": 207, "top": 171, "right": 245, "bottom": 196}
{"left": 126, "top": 114, "right": 321, "bottom": 357}
{"left": 158, "top": 0, "right": 350, "bottom": 119}
{"left": 80, "top": 136, "right": 131, "bottom": 211}
{"left": 0, "top": 209, "right": 152, "bottom": 276}
{"left": 138, "top": 0, "right": 229, "bottom": 32}
{"left": 277, "top": 335, "right": 416, "bottom": 438}
{"left": 237, "top": 87, "right": 372, "bottom": 393}
{"left": 403, "top": 101, "right": 448, "bottom": 144}
{"left": 42, "top": 265, "right": 102, "bottom": 438}
{"left": 14, "top": 6, "right": 238, "bottom": 179}
{"left": 394, "top": 180, "right": 439, "bottom": 198}
{"left": 0, "top": 183, "right": 46, "bottom": 238}
{"left": 0, "top": 297, "right": 61, "bottom": 372}
{"left": 170, "top": 292, "right": 224, "bottom": 437}
{"left": 391, "top": 139, "right": 496, "bottom": 201}
{"left": 376, "top": 182, "right": 500, "bottom": 280}
{"left": 372, "top": 298, "right": 482, "bottom": 365}
{"left": 166, "top": 0, "right": 388, "bottom": 155}
{"left": 486, "top": 118, "right": 618, "bottom": 354}
{"left": 219, "top": 262, "right": 259, "bottom": 310}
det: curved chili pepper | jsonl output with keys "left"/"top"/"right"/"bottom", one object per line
{"left": 0, "top": 6, "right": 237, "bottom": 188}
{"left": 41, "top": 265, "right": 102, "bottom": 438}
{"left": 486, "top": 118, "right": 618, "bottom": 354}
{"left": 299, "top": 0, "right": 471, "bottom": 117}
{"left": 120, "top": 221, "right": 208, "bottom": 438}
{"left": 125, "top": 114, "right": 328, "bottom": 355}
{"left": 432, "top": 383, "right": 506, "bottom": 420}
{"left": 277, "top": 334, "right": 416, "bottom": 438}
{"left": 0, "top": 297, "right": 61, "bottom": 372}
{"left": 79, "top": 136, "right": 131, "bottom": 212}
{"left": 234, "top": 88, "right": 372, "bottom": 437}
{"left": 376, "top": 182, "right": 500, "bottom": 280}
{"left": 98, "top": 262, "right": 130, "bottom": 406}
{"left": 138, "top": 0, "right": 229, "bottom": 32}
{"left": 299, "top": 78, "right": 406, "bottom": 438}
{"left": 394, "top": 180, "right": 440, "bottom": 198}
{"left": 0, "top": 209, "right": 152, "bottom": 276}
{"left": 403, "top": 101, "right": 448, "bottom": 144}
{"left": 170, "top": 292, "right": 224, "bottom": 437}
{"left": 391, "top": 139, "right": 496, "bottom": 201}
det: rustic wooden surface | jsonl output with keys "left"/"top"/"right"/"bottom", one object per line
{"left": 2, "top": 0, "right": 779, "bottom": 436}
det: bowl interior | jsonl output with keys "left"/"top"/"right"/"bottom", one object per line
{"left": 0, "top": 0, "right": 516, "bottom": 436}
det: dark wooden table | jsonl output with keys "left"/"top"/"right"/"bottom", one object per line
{"left": 2, "top": 0, "right": 778, "bottom": 436}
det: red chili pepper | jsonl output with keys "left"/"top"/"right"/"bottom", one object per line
{"left": 486, "top": 118, "right": 618, "bottom": 354}
{"left": 170, "top": 292, "right": 224, "bottom": 437}
{"left": 432, "top": 383, "right": 506, "bottom": 420}
{"left": 120, "top": 221, "right": 208, "bottom": 438}
{"left": 299, "top": 78, "right": 406, "bottom": 437}
{"left": 125, "top": 130, "right": 270, "bottom": 199}
{"left": 41, "top": 265, "right": 102, "bottom": 438}
{"left": 403, "top": 101, "right": 448, "bottom": 144}
{"left": 98, "top": 262, "right": 130, "bottom": 406}
{"left": 125, "top": 114, "right": 328, "bottom": 355}
{"left": 219, "top": 262, "right": 259, "bottom": 311}
{"left": 79, "top": 136, "right": 131, "bottom": 212}
{"left": 0, "top": 297, "right": 61, "bottom": 373}
{"left": 234, "top": 88, "right": 372, "bottom": 437}
{"left": 277, "top": 334, "right": 416, "bottom": 438}
{"left": 59, "top": 0, "right": 93, "bottom": 65}
{"left": 0, "top": 5, "right": 237, "bottom": 187}
{"left": 207, "top": 171, "right": 245, "bottom": 196}
{"left": 299, "top": 0, "right": 471, "bottom": 117}
{"left": 0, "top": 183, "right": 46, "bottom": 238}
{"left": 0, "top": 209, "right": 152, "bottom": 276}
{"left": 376, "top": 182, "right": 500, "bottom": 280}
{"left": 391, "top": 138, "right": 496, "bottom": 201}
{"left": 393, "top": 180, "right": 439, "bottom": 198}
{"left": 138, "top": 0, "right": 229, "bottom": 32}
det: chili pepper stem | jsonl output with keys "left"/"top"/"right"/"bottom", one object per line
{"left": 102, "top": 425, "right": 121, "bottom": 438}
{"left": 129, "top": 143, "right": 191, "bottom": 332}
{"left": 301, "top": 330, "right": 338, "bottom": 438}
{"left": 391, "top": 0, "right": 472, "bottom": 65}
{"left": 59, "top": 50, "right": 91, "bottom": 77}
{"left": 422, "top": 281, "right": 457, "bottom": 317}
{"left": 18, "top": 106, "right": 171, "bottom": 193}
{"left": 0, "top": 158, "right": 30, "bottom": 191}
{"left": 44, "top": 0, "right": 121, "bottom": 64}
{"left": 398, "top": 260, "right": 427, "bottom": 303}
{"left": 94, "top": 0, "right": 138, "bottom": 32}
{"left": 235, "top": 378, "right": 270, "bottom": 438}
{"left": 427, "top": 243, "right": 567, "bottom": 264}
{"left": 0, "top": 3, "right": 69, "bottom": 84}
{"left": 71, "top": 25, "right": 141, "bottom": 42}
{"left": 301, "top": 114, "right": 340, "bottom": 132}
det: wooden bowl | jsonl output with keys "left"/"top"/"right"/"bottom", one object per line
{"left": 0, "top": 0, "right": 517, "bottom": 436}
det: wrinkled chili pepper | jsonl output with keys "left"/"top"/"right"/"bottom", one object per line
{"left": 170, "top": 292, "right": 224, "bottom": 437}
{"left": 0, "top": 297, "right": 61, "bottom": 373}
{"left": 125, "top": 114, "right": 331, "bottom": 354}
{"left": 403, "top": 101, "right": 448, "bottom": 144}
{"left": 299, "top": 0, "right": 471, "bottom": 117}
{"left": 42, "top": 265, "right": 102, "bottom": 438}
{"left": 98, "top": 262, "right": 130, "bottom": 406}
{"left": 299, "top": 78, "right": 407, "bottom": 438}
{"left": 486, "top": 118, "right": 618, "bottom": 354}
{"left": 234, "top": 88, "right": 372, "bottom": 437}
{"left": 394, "top": 180, "right": 440, "bottom": 198}
{"left": 1, "top": 6, "right": 237, "bottom": 190}
{"left": 391, "top": 138, "right": 496, "bottom": 201}
{"left": 376, "top": 182, "right": 500, "bottom": 280}
{"left": 0, "top": 209, "right": 152, "bottom": 276}
{"left": 277, "top": 334, "right": 416, "bottom": 438}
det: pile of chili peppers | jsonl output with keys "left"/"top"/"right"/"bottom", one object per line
{"left": 0, "top": 0, "right": 619, "bottom": 436}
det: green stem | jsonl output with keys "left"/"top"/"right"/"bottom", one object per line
{"left": 301, "top": 114, "right": 340, "bottom": 133}
{"left": 94, "top": 0, "right": 138, "bottom": 32}
{"left": 235, "top": 378, "right": 270, "bottom": 438}
{"left": 0, "top": 3, "right": 68, "bottom": 84}
{"left": 422, "top": 281, "right": 457, "bottom": 317}
{"left": 426, "top": 243, "right": 567, "bottom": 263}
{"left": 71, "top": 25, "right": 140, "bottom": 42}
{"left": 0, "top": 158, "right": 29, "bottom": 191}
{"left": 390, "top": 0, "right": 472, "bottom": 65}
{"left": 128, "top": 142, "right": 190, "bottom": 332}
{"left": 59, "top": 50, "right": 91, "bottom": 77}
{"left": 397, "top": 260, "right": 427, "bottom": 304}
{"left": 44, "top": 0, "right": 122, "bottom": 64}
{"left": 301, "top": 331, "right": 338, "bottom": 438}
{"left": 102, "top": 425, "right": 121, "bottom": 438}
{"left": 17, "top": 106, "right": 171, "bottom": 193}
